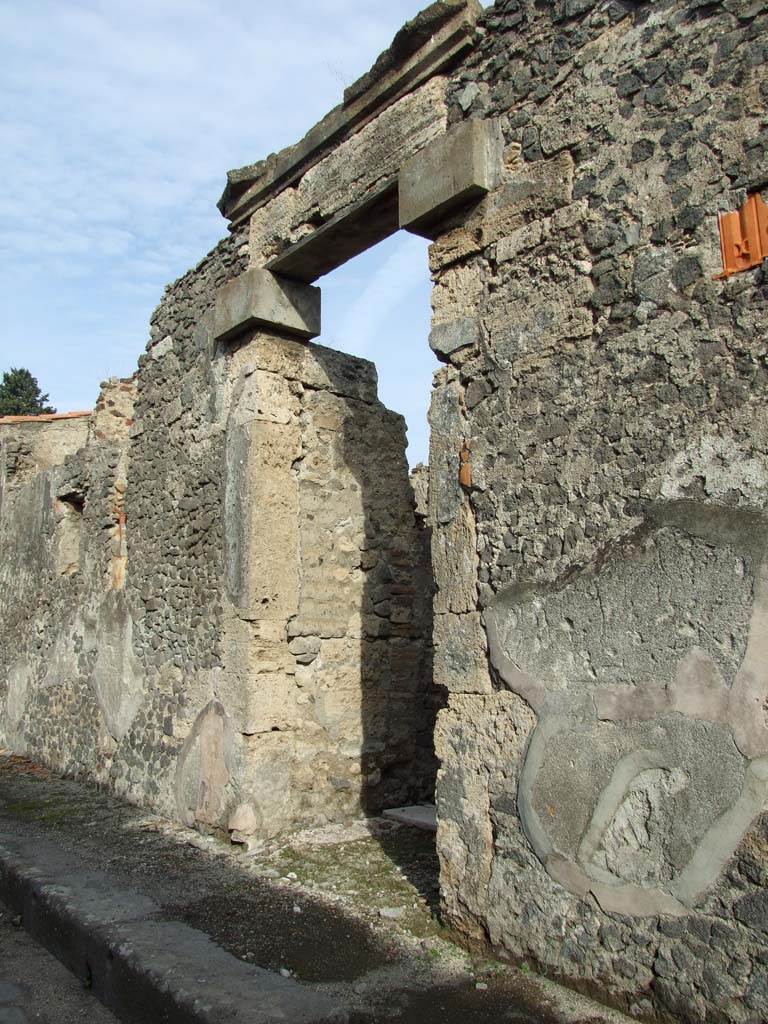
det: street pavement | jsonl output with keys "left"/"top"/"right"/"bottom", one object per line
{"left": 0, "top": 905, "right": 118, "bottom": 1024}
{"left": 0, "top": 752, "right": 631, "bottom": 1024}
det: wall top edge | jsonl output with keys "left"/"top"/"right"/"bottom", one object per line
{"left": 342, "top": 0, "right": 479, "bottom": 106}
{"left": 0, "top": 411, "right": 92, "bottom": 426}
{"left": 217, "top": 0, "right": 483, "bottom": 228}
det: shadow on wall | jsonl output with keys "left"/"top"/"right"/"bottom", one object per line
{"left": 170, "top": 323, "right": 442, "bottom": 850}
{"left": 310, "top": 345, "right": 442, "bottom": 818}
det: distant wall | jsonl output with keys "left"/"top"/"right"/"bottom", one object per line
{"left": 0, "top": 412, "right": 90, "bottom": 496}
{"left": 0, "top": 384, "right": 136, "bottom": 770}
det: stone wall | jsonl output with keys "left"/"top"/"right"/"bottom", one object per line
{"left": 0, "top": 231, "right": 434, "bottom": 841}
{"left": 1, "top": 0, "right": 766, "bottom": 1019}
{"left": 0, "top": 386, "right": 137, "bottom": 771}
{"left": 0, "top": 412, "right": 90, "bottom": 496}
{"left": 428, "top": 1, "right": 768, "bottom": 1021}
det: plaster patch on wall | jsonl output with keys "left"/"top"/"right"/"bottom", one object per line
{"left": 589, "top": 766, "right": 689, "bottom": 886}
{"left": 660, "top": 434, "right": 768, "bottom": 508}
{"left": 90, "top": 592, "right": 145, "bottom": 741}
{"left": 54, "top": 494, "right": 84, "bottom": 576}
{"left": 4, "top": 658, "right": 33, "bottom": 736}
{"left": 41, "top": 627, "right": 81, "bottom": 691}
{"left": 485, "top": 504, "right": 768, "bottom": 914}
{"left": 175, "top": 700, "right": 236, "bottom": 829}
{"left": 149, "top": 335, "right": 174, "bottom": 360}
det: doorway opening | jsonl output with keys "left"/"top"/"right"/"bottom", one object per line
{"left": 319, "top": 230, "right": 435, "bottom": 469}
{"left": 306, "top": 225, "right": 443, "bottom": 914}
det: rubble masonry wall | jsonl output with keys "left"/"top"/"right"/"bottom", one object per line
{"left": 430, "top": 1, "right": 768, "bottom": 1022}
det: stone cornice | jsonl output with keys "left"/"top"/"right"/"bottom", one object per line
{"left": 217, "top": 0, "right": 483, "bottom": 228}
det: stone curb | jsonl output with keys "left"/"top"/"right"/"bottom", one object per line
{"left": 0, "top": 833, "right": 347, "bottom": 1024}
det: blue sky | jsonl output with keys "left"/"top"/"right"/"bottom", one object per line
{"left": 0, "top": 0, "right": 441, "bottom": 463}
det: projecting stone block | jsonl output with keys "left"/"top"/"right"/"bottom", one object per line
{"left": 429, "top": 317, "right": 481, "bottom": 358}
{"left": 213, "top": 267, "right": 321, "bottom": 343}
{"left": 399, "top": 118, "right": 503, "bottom": 237}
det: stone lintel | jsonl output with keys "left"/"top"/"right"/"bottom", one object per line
{"left": 382, "top": 804, "right": 438, "bottom": 832}
{"left": 429, "top": 318, "right": 481, "bottom": 359}
{"left": 218, "top": 1, "right": 482, "bottom": 227}
{"left": 399, "top": 118, "right": 504, "bottom": 239}
{"left": 213, "top": 268, "right": 321, "bottom": 343}
{"left": 267, "top": 183, "right": 399, "bottom": 284}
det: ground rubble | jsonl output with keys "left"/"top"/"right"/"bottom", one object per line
{"left": 0, "top": 751, "right": 632, "bottom": 1024}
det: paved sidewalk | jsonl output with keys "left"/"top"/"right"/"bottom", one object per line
{"left": 0, "top": 904, "right": 118, "bottom": 1024}
{"left": 0, "top": 752, "right": 631, "bottom": 1024}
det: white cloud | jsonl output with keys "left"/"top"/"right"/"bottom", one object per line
{"left": 330, "top": 235, "right": 419, "bottom": 359}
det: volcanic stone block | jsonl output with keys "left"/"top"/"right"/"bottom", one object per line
{"left": 429, "top": 317, "right": 481, "bottom": 358}
{"left": 214, "top": 268, "right": 321, "bottom": 342}
{"left": 398, "top": 118, "right": 503, "bottom": 237}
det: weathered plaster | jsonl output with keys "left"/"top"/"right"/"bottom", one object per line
{"left": 484, "top": 506, "right": 768, "bottom": 918}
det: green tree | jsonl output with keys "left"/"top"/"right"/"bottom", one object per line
{"left": 0, "top": 368, "right": 56, "bottom": 416}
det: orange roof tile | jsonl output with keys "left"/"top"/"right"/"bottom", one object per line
{"left": 0, "top": 411, "right": 92, "bottom": 425}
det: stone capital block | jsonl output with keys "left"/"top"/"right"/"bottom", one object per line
{"left": 398, "top": 118, "right": 503, "bottom": 237}
{"left": 213, "top": 267, "right": 321, "bottom": 343}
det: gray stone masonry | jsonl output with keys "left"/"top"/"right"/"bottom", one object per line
{"left": 428, "top": 1, "right": 768, "bottom": 1022}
